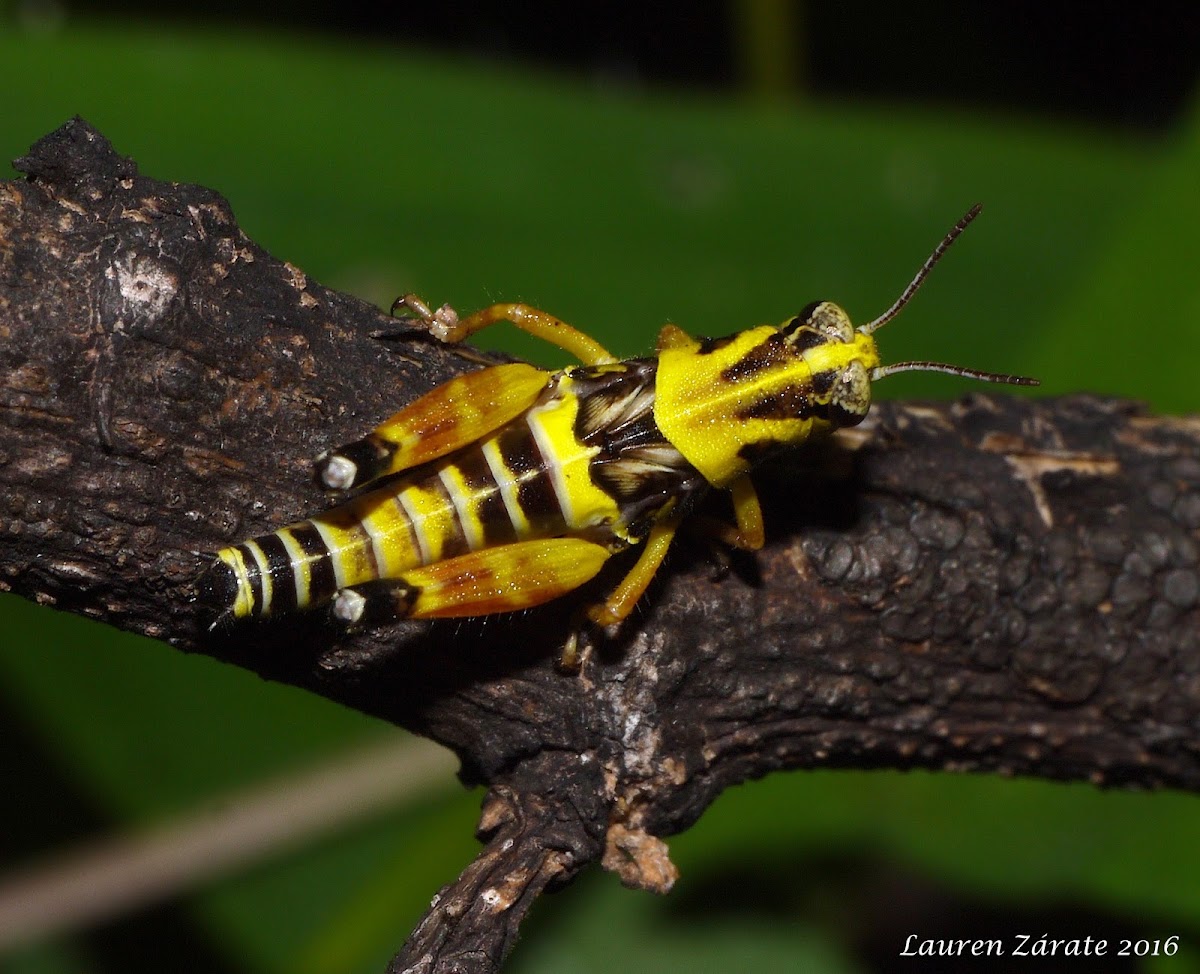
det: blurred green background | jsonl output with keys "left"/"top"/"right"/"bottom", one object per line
{"left": 2, "top": 6, "right": 1200, "bottom": 973}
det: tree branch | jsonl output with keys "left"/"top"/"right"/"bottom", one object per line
{"left": 4, "top": 119, "right": 1198, "bottom": 973}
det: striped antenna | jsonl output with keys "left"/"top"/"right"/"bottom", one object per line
{"left": 870, "top": 360, "right": 1039, "bottom": 386}
{"left": 859, "top": 203, "right": 983, "bottom": 336}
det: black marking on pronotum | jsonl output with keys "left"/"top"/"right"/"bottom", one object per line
{"left": 739, "top": 387, "right": 814, "bottom": 422}
{"left": 808, "top": 369, "right": 838, "bottom": 398}
{"left": 720, "top": 332, "right": 790, "bottom": 383}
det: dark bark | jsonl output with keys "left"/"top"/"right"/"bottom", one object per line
{"left": 3, "top": 119, "right": 1199, "bottom": 973}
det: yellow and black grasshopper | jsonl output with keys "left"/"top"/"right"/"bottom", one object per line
{"left": 206, "top": 205, "right": 1036, "bottom": 633}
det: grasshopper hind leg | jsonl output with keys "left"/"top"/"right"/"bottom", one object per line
{"left": 393, "top": 294, "right": 617, "bottom": 367}
{"left": 331, "top": 579, "right": 420, "bottom": 627}
{"left": 314, "top": 361, "right": 551, "bottom": 491}
{"left": 329, "top": 538, "right": 613, "bottom": 627}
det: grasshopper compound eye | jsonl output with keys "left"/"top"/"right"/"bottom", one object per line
{"left": 783, "top": 300, "right": 855, "bottom": 347}
{"left": 829, "top": 359, "right": 872, "bottom": 427}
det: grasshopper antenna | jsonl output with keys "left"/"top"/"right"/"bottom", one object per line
{"left": 859, "top": 204, "right": 1039, "bottom": 387}
{"left": 870, "top": 360, "right": 1038, "bottom": 386}
{"left": 859, "top": 203, "right": 982, "bottom": 336}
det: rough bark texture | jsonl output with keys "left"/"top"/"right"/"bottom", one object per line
{"left": 3, "top": 120, "right": 1199, "bottom": 973}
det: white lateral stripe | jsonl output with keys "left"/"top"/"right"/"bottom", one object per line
{"left": 243, "top": 540, "right": 273, "bottom": 614}
{"left": 310, "top": 521, "right": 346, "bottom": 589}
{"left": 396, "top": 489, "right": 432, "bottom": 564}
{"left": 276, "top": 530, "right": 310, "bottom": 608}
{"left": 525, "top": 405, "right": 575, "bottom": 526}
{"left": 482, "top": 438, "right": 531, "bottom": 539}
{"left": 359, "top": 505, "right": 398, "bottom": 578}
{"left": 439, "top": 467, "right": 483, "bottom": 550}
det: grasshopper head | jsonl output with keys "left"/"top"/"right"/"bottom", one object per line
{"left": 780, "top": 300, "right": 881, "bottom": 429}
{"left": 781, "top": 204, "right": 1038, "bottom": 432}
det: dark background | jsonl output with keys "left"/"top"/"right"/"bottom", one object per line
{"left": 48, "top": 0, "right": 1200, "bottom": 129}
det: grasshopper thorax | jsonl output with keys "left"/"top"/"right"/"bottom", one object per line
{"left": 652, "top": 314, "right": 882, "bottom": 490}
